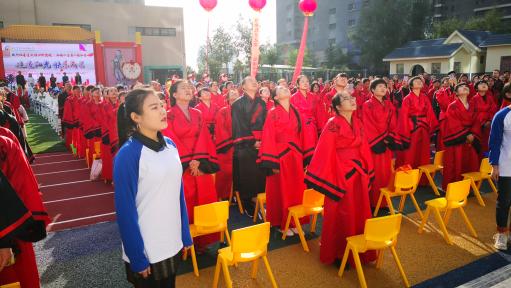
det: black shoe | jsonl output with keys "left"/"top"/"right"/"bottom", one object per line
{"left": 244, "top": 203, "right": 255, "bottom": 218}
{"left": 334, "top": 259, "right": 350, "bottom": 270}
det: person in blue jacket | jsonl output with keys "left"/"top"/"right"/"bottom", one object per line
{"left": 114, "top": 88, "right": 192, "bottom": 287}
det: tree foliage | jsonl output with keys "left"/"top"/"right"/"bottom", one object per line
{"left": 431, "top": 9, "right": 511, "bottom": 38}
{"left": 197, "top": 26, "right": 237, "bottom": 77}
{"left": 324, "top": 44, "right": 349, "bottom": 69}
{"left": 260, "top": 43, "right": 280, "bottom": 67}
{"left": 351, "top": 0, "right": 433, "bottom": 73}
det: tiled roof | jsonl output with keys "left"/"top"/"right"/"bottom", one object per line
{"left": 0, "top": 25, "right": 95, "bottom": 42}
{"left": 383, "top": 43, "right": 462, "bottom": 60}
{"left": 480, "top": 33, "right": 511, "bottom": 47}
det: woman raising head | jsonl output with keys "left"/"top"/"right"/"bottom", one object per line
{"left": 114, "top": 88, "right": 192, "bottom": 287}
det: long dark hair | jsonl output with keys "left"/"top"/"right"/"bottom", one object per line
{"left": 169, "top": 79, "right": 188, "bottom": 107}
{"left": 117, "top": 88, "right": 155, "bottom": 143}
{"left": 272, "top": 87, "right": 302, "bottom": 133}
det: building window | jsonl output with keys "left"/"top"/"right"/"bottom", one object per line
{"left": 480, "top": 55, "right": 485, "bottom": 65}
{"left": 329, "top": 8, "right": 336, "bottom": 15}
{"left": 328, "top": 38, "right": 335, "bottom": 46}
{"left": 0, "top": 21, "right": 3, "bottom": 29}
{"left": 348, "top": 3, "right": 355, "bottom": 10}
{"left": 348, "top": 19, "right": 356, "bottom": 27}
{"left": 329, "top": 23, "right": 336, "bottom": 30}
{"left": 135, "top": 27, "right": 176, "bottom": 37}
{"left": 454, "top": 61, "right": 461, "bottom": 73}
{"left": 53, "top": 23, "right": 92, "bottom": 31}
{"left": 501, "top": 56, "right": 511, "bottom": 73}
{"left": 431, "top": 63, "right": 441, "bottom": 74}
{"left": 396, "top": 63, "right": 404, "bottom": 74}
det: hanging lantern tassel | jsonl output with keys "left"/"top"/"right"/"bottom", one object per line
{"left": 250, "top": 14, "right": 261, "bottom": 78}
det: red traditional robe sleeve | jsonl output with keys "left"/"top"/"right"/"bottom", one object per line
{"left": 192, "top": 110, "right": 220, "bottom": 174}
{"left": 362, "top": 99, "right": 400, "bottom": 153}
{"left": 62, "top": 98, "right": 75, "bottom": 129}
{"left": 441, "top": 100, "right": 481, "bottom": 153}
{"left": 214, "top": 107, "right": 232, "bottom": 154}
{"left": 109, "top": 105, "right": 120, "bottom": 154}
{"left": 82, "top": 101, "right": 94, "bottom": 139}
{"left": 258, "top": 108, "right": 281, "bottom": 171}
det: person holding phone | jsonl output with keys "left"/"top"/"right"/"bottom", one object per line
{"left": 114, "top": 88, "right": 192, "bottom": 287}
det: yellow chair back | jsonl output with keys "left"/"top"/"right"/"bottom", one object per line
{"left": 0, "top": 283, "right": 21, "bottom": 288}
{"left": 231, "top": 222, "right": 270, "bottom": 262}
{"left": 394, "top": 169, "right": 420, "bottom": 193}
{"left": 480, "top": 158, "right": 492, "bottom": 175}
{"left": 302, "top": 189, "right": 325, "bottom": 207}
{"left": 194, "top": 201, "right": 229, "bottom": 228}
{"left": 446, "top": 179, "right": 471, "bottom": 208}
{"left": 433, "top": 151, "right": 444, "bottom": 166}
{"left": 364, "top": 214, "right": 402, "bottom": 243}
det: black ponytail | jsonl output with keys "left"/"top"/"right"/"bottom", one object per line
{"left": 118, "top": 88, "right": 154, "bottom": 145}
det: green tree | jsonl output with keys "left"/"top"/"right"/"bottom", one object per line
{"left": 431, "top": 9, "right": 511, "bottom": 38}
{"left": 235, "top": 15, "right": 253, "bottom": 66}
{"left": 197, "top": 45, "right": 222, "bottom": 79}
{"left": 351, "top": 0, "right": 433, "bottom": 73}
{"left": 210, "top": 27, "right": 237, "bottom": 75}
{"left": 260, "top": 43, "right": 279, "bottom": 67}
{"left": 287, "top": 48, "right": 313, "bottom": 67}
{"left": 324, "top": 44, "right": 349, "bottom": 69}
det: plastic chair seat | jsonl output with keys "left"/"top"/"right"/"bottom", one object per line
{"left": 424, "top": 198, "right": 447, "bottom": 209}
{"left": 346, "top": 235, "right": 394, "bottom": 251}
{"left": 288, "top": 205, "right": 323, "bottom": 217}
{"left": 461, "top": 172, "right": 485, "bottom": 181}
{"left": 218, "top": 247, "right": 266, "bottom": 263}
{"left": 380, "top": 187, "right": 412, "bottom": 197}
{"left": 190, "top": 223, "right": 227, "bottom": 236}
{"left": 418, "top": 164, "right": 443, "bottom": 173}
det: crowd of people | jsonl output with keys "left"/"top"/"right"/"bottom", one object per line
{"left": 1, "top": 67, "right": 511, "bottom": 287}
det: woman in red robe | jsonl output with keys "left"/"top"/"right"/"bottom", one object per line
{"left": 259, "top": 86, "right": 314, "bottom": 235}
{"left": 214, "top": 90, "right": 239, "bottom": 200}
{"left": 396, "top": 77, "right": 438, "bottom": 177}
{"left": 305, "top": 91, "right": 376, "bottom": 266}
{"left": 210, "top": 81, "right": 226, "bottom": 108}
{"left": 259, "top": 87, "right": 275, "bottom": 111}
{"left": 194, "top": 87, "right": 219, "bottom": 139}
{"left": 291, "top": 75, "right": 322, "bottom": 145}
{"left": 0, "top": 135, "right": 50, "bottom": 288}
{"left": 434, "top": 77, "right": 455, "bottom": 151}
{"left": 470, "top": 80, "right": 498, "bottom": 156}
{"left": 162, "top": 80, "right": 219, "bottom": 249}
{"left": 363, "top": 79, "right": 399, "bottom": 208}
{"left": 100, "top": 88, "right": 119, "bottom": 182}
{"left": 441, "top": 83, "right": 481, "bottom": 190}
{"left": 62, "top": 87, "right": 79, "bottom": 150}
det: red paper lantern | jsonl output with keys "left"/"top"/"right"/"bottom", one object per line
{"left": 249, "top": 0, "right": 266, "bottom": 11}
{"left": 299, "top": 0, "right": 317, "bottom": 16}
{"left": 199, "top": 0, "right": 217, "bottom": 12}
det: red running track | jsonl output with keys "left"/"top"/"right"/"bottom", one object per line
{"left": 32, "top": 152, "right": 116, "bottom": 231}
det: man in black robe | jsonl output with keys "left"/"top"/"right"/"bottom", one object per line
{"left": 231, "top": 76, "right": 267, "bottom": 216}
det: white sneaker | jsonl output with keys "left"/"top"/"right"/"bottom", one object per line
{"left": 493, "top": 233, "right": 508, "bottom": 250}
{"left": 279, "top": 229, "right": 294, "bottom": 237}
{"left": 290, "top": 228, "right": 299, "bottom": 234}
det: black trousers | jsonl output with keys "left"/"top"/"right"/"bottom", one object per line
{"left": 496, "top": 176, "right": 511, "bottom": 229}
{"left": 233, "top": 145, "right": 266, "bottom": 209}
{"left": 126, "top": 254, "right": 180, "bottom": 288}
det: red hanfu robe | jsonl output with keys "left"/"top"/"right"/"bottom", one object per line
{"left": 470, "top": 93, "right": 498, "bottom": 155}
{"left": 264, "top": 99, "right": 274, "bottom": 111}
{"left": 353, "top": 89, "right": 370, "bottom": 120}
{"left": 362, "top": 96, "right": 399, "bottom": 207}
{"left": 100, "top": 101, "right": 118, "bottom": 181}
{"left": 435, "top": 87, "right": 455, "bottom": 151}
{"left": 441, "top": 99, "right": 481, "bottom": 190}
{"left": 82, "top": 100, "right": 101, "bottom": 165}
{"left": 396, "top": 91, "right": 438, "bottom": 179}
{"left": 214, "top": 105, "right": 234, "bottom": 199}
{"left": 258, "top": 105, "right": 314, "bottom": 228}
{"left": 290, "top": 91, "right": 321, "bottom": 144}
{"left": 194, "top": 101, "right": 219, "bottom": 139}
{"left": 211, "top": 92, "right": 226, "bottom": 108}
{"left": 304, "top": 115, "right": 376, "bottom": 265}
{"left": 162, "top": 105, "right": 219, "bottom": 248}
{"left": 0, "top": 136, "right": 50, "bottom": 288}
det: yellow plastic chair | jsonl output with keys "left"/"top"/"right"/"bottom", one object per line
{"left": 461, "top": 158, "right": 498, "bottom": 207}
{"left": 418, "top": 179, "right": 477, "bottom": 245}
{"left": 184, "top": 201, "right": 231, "bottom": 277}
{"left": 212, "top": 222, "right": 278, "bottom": 288}
{"left": 228, "top": 185, "right": 244, "bottom": 215}
{"left": 338, "top": 214, "right": 409, "bottom": 288}
{"left": 0, "top": 283, "right": 21, "bottom": 288}
{"left": 373, "top": 169, "right": 423, "bottom": 219}
{"left": 281, "top": 189, "right": 325, "bottom": 252}
{"left": 253, "top": 193, "right": 267, "bottom": 223}
{"left": 418, "top": 150, "right": 444, "bottom": 196}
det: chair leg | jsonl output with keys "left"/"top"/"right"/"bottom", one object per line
{"left": 262, "top": 256, "right": 278, "bottom": 288}
{"left": 443, "top": 209, "right": 453, "bottom": 226}
{"left": 386, "top": 193, "right": 396, "bottom": 215}
{"left": 352, "top": 248, "right": 368, "bottom": 288}
{"left": 224, "top": 229, "right": 232, "bottom": 246}
{"left": 418, "top": 206, "right": 431, "bottom": 234}
{"left": 182, "top": 248, "right": 188, "bottom": 260}
{"left": 374, "top": 192, "right": 384, "bottom": 217}
{"left": 190, "top": 245, "right": 199, "bottom": 277}
{"left": 398, "top": 195, "right": 406, "bottom": 213}
{"left": 376, "top": 249, "right": 385, "bottom": 269}
{"left": 458, "top": 207, "right": 478, "bottom": 237}
{"left": 251, "top": 258, "right": 259, "bottom": 279}
{"left": 338, "top": 246, "right": 351, "bottom": 278}
{"left": 261, "top": 201, "right": 266, "bottom": 222}
{"left": 293, "top": 215, "right": 309, "bottom": 252}
{"left": 213, "top": 256, "right": 222, "bottom": 288}
{"left": 281, "top": 212, "right": 292, "bottom": 240}
{"left": 235, "top": 192, "right": 244, "bottom": 214}
{"left": 409, "top": 194, "right": 424, "bottom": 219}
{"left": 311, "top": 214, "right": 318, "bottom": 234}
{"left": 425, "top": 171, "right": 440, "bottom": 196}
{"left": 432, "top": 207, "right": 453, "bottom": 245}
{"left": 469, "top": 178, "right": 486, "bottom": 207}
{"left": 221, "top": 257, "right": 233, "bottom": 288}
{"left": 220, "top": 231, "right": 224, "bottom": 243}
{"left": 487, "top": 178, "right": 498, "bottom": 195}
{"left": 390, "top": 246, "right": 410, "bottom": 288}
{"left": 253, "top": 199, "right": 259, "bottom": 223}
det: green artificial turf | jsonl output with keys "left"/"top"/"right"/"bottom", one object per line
{"left": 25, "top": 111, "right": 67, "bottom": 154}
